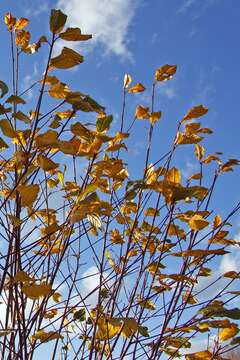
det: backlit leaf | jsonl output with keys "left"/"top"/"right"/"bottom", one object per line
{"left": 18, "top": 184, "right": 39, "bottom": 207}
{"left": 155, "top": 64, "right": 177, "bottom": 82}
{"left": 32, "top": 329, "right": 63, "bottom": 343}
{"left": 188, "top": 215, "right": 209, "bottom": 231}
{"left": 128, "top": 83, "right": 145, "bottom": 93}
{"left": 22, "top": 283, "right": 52, "bottom": 300}
{"left": 183, "top": 105, "right": 208, "bottom": 122}
{"left": 14, "top": 18, "right": 29, "bottom": 31}
{"left": 219, "top": 323, "right": 238, "bottom": 341}
{"left": 124, "top": 73, "right": 132, "bottom": 89}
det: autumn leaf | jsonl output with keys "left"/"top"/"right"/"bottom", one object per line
{"left": 149, "top": 111, "right": 161, "bottom": 124}
{"left": 219, "top": 323, "right": 239, "bottom": 341}
{"left": 128, "top": 83, "right": 145, "bottom": 93}
{"left": 185, "top": 351, "right": 213, "bottom": 360}
{"left": 14, "top": 18, "right": 29, "bottom": 31}
{"left": 135, "top": 105, "right": 150, "bottom": 119}
{"left": 183, "top": 105, "right": 208, "bottom": 122}
{"left": 96, "top": 115, "right": 113, "bottom": 133}
{"left": 0, "top": 80, "right": 8, "bottom": 98}
{"left": 48, "top": 82, "right": 70, "bottom": 99}
{"left": 18, "top": 184, "right": 39, "bottom": 207}
{"left": 123, "top": 73, "right": 132, "bottom": 89}
{"left": 155, "top": 64, "right": 177, "bottom": 82}
{"left": 49, "top": 9, "right": 67, "bottom": 34}
{"left": 22, "top": 283, "right": 52, "bottom": 300}
{"left": 59, "top": 27, "right": 92, "bottom": 41}
{"left": 50, "top": 47, "right": 84, "bottom": 69}
{"left": 37, "top": 155, "right": 59, "bottom": 171}
{"left": 188, "top": 214, "right": 209, "bottom": 231}
{"left": 0, "top": 119, "right": 17, "bottom": 138}
{"left": 31, "top": 330, "right": 63, "bottom": 343}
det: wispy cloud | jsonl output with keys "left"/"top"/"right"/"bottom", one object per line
{"left": 56, "top": 0, "right": 140, "bottom": 60}
{"left": 177, "top": 0, "right": 220, "bottom": 18}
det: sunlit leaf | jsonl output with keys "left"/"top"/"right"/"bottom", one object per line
{"left": 128, "top": 83, "right": 145, "bottom": 93}
{"left": 124, "top": 73, "right": 132, "bottom": 89}
{"left": 18, "top": 184, "right": 39, "bottom": 207}
{"left": 14, "top": 18, "right": 29, "bottom": 31}
{"left": 48, "top": 82, "right": 70, "bottom": 99}
{"left": 22, "top": 283, "right": 52, "bottom": 300}
{"left": 32, "top": 329, "right": 63, "bottom": 343}
{"left": 219, "top": 323, "right": 239, "bottom": 341}
{"left": 188, "top": 215, "right": 209, "bottom": 231}
{"left": 183, "top": 105, "right": 208, "bottom": 122}
{"left": 155, "top": 64, "right": 177, "bottom": 81}
{"left": 135, "top": 105, "right": 150, "bottom": 119}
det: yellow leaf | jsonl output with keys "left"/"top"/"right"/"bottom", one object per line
{"left": 22, "top": 283, "right": 52, "bottom": 300}
{"left": 8, "top": 214, "right": 22, "bottom": 228}
{"left": 128, "top": 83, "right": 145, "bottom": 93}
{"left": 13, "top": 110, "right": 30, "bottom": 124}
{"left": 183, "top": 105, "right": 208, "bottom": 122}
{"left": 213, "top": 214, "right": 222, "bottom": 229}
{"left": 189, "top": 215, "right": 209, "bottom": 231}
{"left": 110, "top": 229, "right": 124, "bottom": 244}
{"left": 219, "top": 323, "right": 238, "bottom": 341}
{"left": 155, "top": 64, "right": 177, "bottom": 82}
{"left": 15, "top": 30, "right": 30, "bottom": 48}
{"left": 37, "top": 155, "right": 59, "bottom": 171}
{"left": 175, "top": 132, "right": 203, "bottom": 145}
{"left": 48, "top": 82, "right": 70, "bottom": 99}
{"left": 165, "top": 167, "right": 181, "bottom": 184}
{"left": 0, "top": 119, "right": 17, "bottom": 138}
{"left": 172, "top": 248, "right": 228, "bottom": 258}
{"left": 31, "top": 329, "right": 63, "bottom": 343}
{"left": 135, "top": 105, "right": 150, "bottom": 119}
{"left": 4, "top": 12, "right": 16, "bottom": 31}
{"left": 195, "top": 144, "right": 205, "bottom": 160}
{"left": 50, "top": 47, "right": 84, "bottom": 69}
{"left": 185, "top": 350, "right": 213, "bottom": 360}
{"left": 35, "top": 130, "right": 59, "bottom": 148}
{"left": 14, "top": 18, "right": 29, "bottom": 31}
{"left": 121, "top": 318, "right": 139, "bottom": 337}
{"left": 14, "top": 271, "right": 32, "bottom": 283}
{"left": 18, "top": 184, "right": 39, "bottom": 207}
{"left": 49, "top": 9, "right": 67, "bottom": 34}
{"left": 96, "top": 318, "right": 121, "bottom": 340}
{"left": 59, "top": 27, "right": 92, "bottom": 41}
{"left": 123, "top": 73, "right": 132, "bottom": 89}
{"left": 52, "top": 292, "right": 62, "bottom": 303}
{"left": 149, "top": 111, "right": 161, "bottom": 124}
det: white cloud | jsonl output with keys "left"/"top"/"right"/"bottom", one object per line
{"left": 157, "top": 83, "right": 177, "bottom": 100}
{"left": 56, "top": 0, "right": 140, "bottom": 60}
{"left": 177, "top": 0, "right": 220, "bottom": 18}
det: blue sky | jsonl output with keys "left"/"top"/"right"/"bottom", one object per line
{"left": 1, "top": 0, "right": 240, "bottom": 357}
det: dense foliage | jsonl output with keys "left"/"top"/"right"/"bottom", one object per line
{"left": 0, "top": 8, "right": 240, "bottom": 360}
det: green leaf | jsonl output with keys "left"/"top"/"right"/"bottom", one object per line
{"left": 50, "top": 9, "right": 67, "bottom": 34}
{"left": 96, "top": 115, "right": 113, "bottom": 133}
{"left": 0, "top": 80, "right": 8, "bottom": 98}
